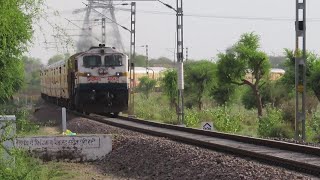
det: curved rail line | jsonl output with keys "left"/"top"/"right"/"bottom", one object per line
{"left": 74, "top": 112, "right": 320, "bottom": 177}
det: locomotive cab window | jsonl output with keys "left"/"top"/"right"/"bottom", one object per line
{"left": 104, "top": 54, "right": 122, "bottom": 67}
{"left": 83, "top": 55, "right": 101, "bottom": 68}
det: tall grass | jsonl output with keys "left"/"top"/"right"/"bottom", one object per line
{"left": 135, "top": 93, "right": 257, "bottom": 134}
{"left": 135, "top": 92, "right": 320, "bottom": 142}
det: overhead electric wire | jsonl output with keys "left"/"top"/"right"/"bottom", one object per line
{"left": 65, "top": 18, "right": 101, "bottom": 42}
{"left": 82, "top": 2, "right": 131, "bottom": 32}
{"left": 117, "top": 8, "right": 320, "bottom": 22}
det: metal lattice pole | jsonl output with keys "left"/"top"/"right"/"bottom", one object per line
{"left": 295, "top": 0, "right": 306, "bottom": 141}
{"left": 110, "top": 6, "right": 125, "bottom": 52}
{"left": 128, "top": 2, "right": 136, "bottom": 118}
{"left": 176, "top": 0, "right": 184, "bottom": 125}
{"left": 75, "top": 0, "right": 125, "bottom": 51}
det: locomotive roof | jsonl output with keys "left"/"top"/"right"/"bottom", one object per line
{"left": 42, "top": 47, "right": 126, "bottom": 71}
{"left": 84, "top": 46, "right": 124, "bottom": 55}
{"left": 42, "top": 59, "right": 66, "bottom": 71}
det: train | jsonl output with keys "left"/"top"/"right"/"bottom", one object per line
{"left": 40, "top": 44, "right": 129, "bottom": 117}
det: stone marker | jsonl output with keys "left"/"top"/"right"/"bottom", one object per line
{"left": 15, "top": 134, "right": 112, "bottom": 162}
{"left": 61, "top": 107, "right": 67, "bottom": 132}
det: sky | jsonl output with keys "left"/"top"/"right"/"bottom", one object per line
{"left": 26, "top": 0, "right": 320, "bottom": 64}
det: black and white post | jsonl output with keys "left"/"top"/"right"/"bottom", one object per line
{"left": 128, "top": 2, "right": 136, "bottom": 118}
{"left": 295, "top": 0, "right": 306, "bottom": 141}
{"left": 176, "top": 0, "right": 184, "bottom": 125}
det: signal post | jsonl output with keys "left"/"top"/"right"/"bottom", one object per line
{"left": 295, "top": 0, "right": 306, "bottom": 141}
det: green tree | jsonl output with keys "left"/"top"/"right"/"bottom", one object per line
{"left": 161, "top": 69, "right": 178, "bottom": 111}
{"left": 23, "top": 56, "right": 43, "bottom": 88}
{"left": 137, "top": 76, "right": 157, "bottom": 99}
{"left": 310, "top": 60, "right": 320, "bottom": 101}
{"left": 184, "top": 61, "right": 216, "bottom": 110}
{"left": 0, "top": 0, "right": 42, "bottom": 102}
{"left": 133, "top": 54, "right": 147, "bottom": 67}
{"left": 47, "top": 53, "right": 69, "bottom": 65}
{"left": 149, "top": 57, "right": 173, "bottom": 67}
{"left": 217, "top": 32, "right": 271, "bottom": 117}
{"left": 210, "top": 82, "right": 236, "bottom": 106}
{"left": 280, "top": 49, "right": 320, "bottom": 102}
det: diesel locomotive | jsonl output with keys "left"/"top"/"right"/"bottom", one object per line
{"left": 40, "top": 45, "right": 129, "bottom": 117}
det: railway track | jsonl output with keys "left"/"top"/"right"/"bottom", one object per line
{"left": 74, "top": 112, "right": 320, "bottom": 177}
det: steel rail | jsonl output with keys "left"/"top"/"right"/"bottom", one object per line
{"left": 71, "top": 111, "right": 320, "bottom": 176}
{"left": 117, "top": 116, "right": 320, "bottom": 157}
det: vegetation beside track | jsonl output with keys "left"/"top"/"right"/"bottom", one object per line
{"left": 135, "top": 32, "right": 320, "bottom": 142}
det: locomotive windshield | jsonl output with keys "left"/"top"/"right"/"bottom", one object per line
{"left": 83, "top": 55, "right": 101, "bottom": 68}
{"left": 104, "top": 54, "right": 122, "bottom": 67}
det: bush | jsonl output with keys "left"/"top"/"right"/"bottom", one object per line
{"left": 136, "top": 76, "right": 157, "bottom": 99}
{"left": 209, "top": 107, "right": 242, "bottom": 133}
{"left": 306, "top": 110, "right": 320, "bottom": 142}
{"left": 160, "top": 108, "right": 178, "bottom": 125}
{"left": 241, "top": 88, "right": 257, "bottom": 110}
{"left": 0, "top": 150, "right": 46, "bottom": 180}
{"left": 0, "top": 104, "right": 39, "bottom": 134}
{"left": 280, "top": 99, "right": 295, "bottom": 125}
{"left": 268, "top": 123, "right": 294, "bottom": 139}
{"left": 184, "top": 109, "right": 200, "bottom": 127}
{"left": 258, "top": 105, "right": 294, "bottom": 138}
{"left": 0, "top": 112, "right": 48, "bottom": 180}
{"left": 241, "top": 82, "right": 292, "bottom": 110}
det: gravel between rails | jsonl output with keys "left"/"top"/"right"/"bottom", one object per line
{"left": 67, "top": 118, "right": 318, "bottom": 180}
{"left": 33, "top": 102, "right": 319, "bottom": 180}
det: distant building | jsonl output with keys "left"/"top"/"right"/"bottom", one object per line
{"left": 245, "top": 68, "right": 285, "bottom": 83}
{"left": 270, "top": 68, "right": 285, "bottom": 80}
{"left": 134, "top": 67, "right": 167, "bottom": 87}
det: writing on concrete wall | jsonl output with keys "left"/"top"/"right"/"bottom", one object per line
{"left": 15, "top": 136, "right": 100, "bottom": 149}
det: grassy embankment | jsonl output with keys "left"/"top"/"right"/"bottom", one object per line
{"left": 134, "top": 92, "right": 320, "bottom": 142}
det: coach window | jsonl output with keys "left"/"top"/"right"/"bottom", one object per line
{"left": 83, "top": 55, "right": 101, "bottom": 68}
{"left": 104, "top": 54, "right": 122, "bottom": 67}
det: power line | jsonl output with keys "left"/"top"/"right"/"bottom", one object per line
{"left": 65, "top": 18, "right": 101, "bottom": 42}
{"left": 117, "top": 8, "right": 320, "bottom": 22}
{"left": 82, "top": 2, "right": 131, "bottom": 32}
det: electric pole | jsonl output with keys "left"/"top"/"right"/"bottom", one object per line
{"left": 128, "top": 2, "right": 136, "bottom": 118}
{"left": 295, "top": 0, "right": 306, "bottom": 141}
{"left": 141, "top": 45, "right": 149, "bottom": 73}
{"left": 176, "top": 0, "right": 184, "bottom": 125}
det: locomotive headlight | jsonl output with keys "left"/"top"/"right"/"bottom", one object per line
{"left": 90, "top": 89, "right": 96, "bottom": 100}
{"left": 86, "top": 72, "right": 91, "bottom": 77}
{"left": 115, "top": 72, "right": 121, "bottom": 76}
